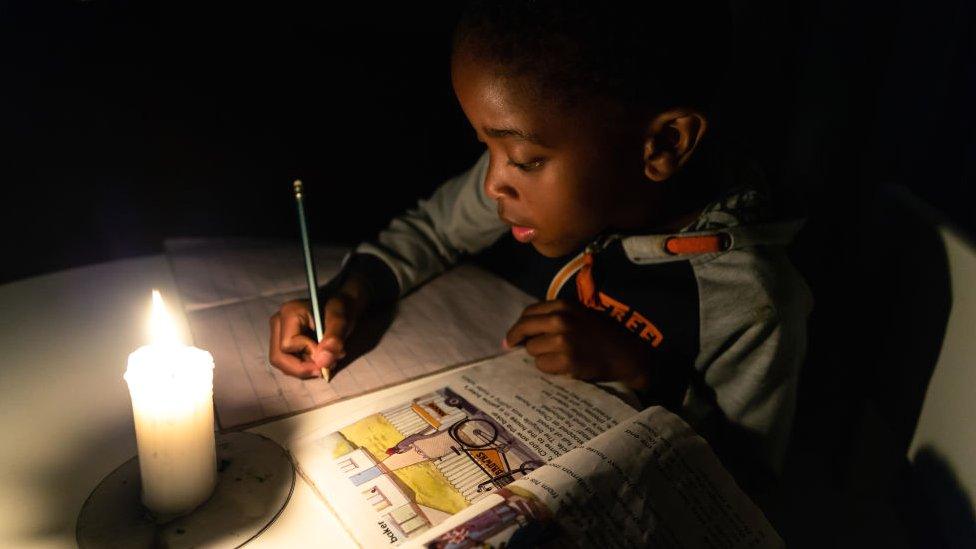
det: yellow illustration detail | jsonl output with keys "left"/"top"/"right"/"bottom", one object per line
{"left": 396, "top": 462, "right": 467, "bottom": 514}
{"left": 339, "top": 414, "right": 467, "bottom": 515}
{"left": 339, "top": 414, "right": 402, "bottom": 457}
{"left": 331, "top": 437, "right": 355, "bottom": 459}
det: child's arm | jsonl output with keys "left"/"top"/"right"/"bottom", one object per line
{"left": 355, "top": 150, "right": 506, "bottom": 299}
{"left": 685, "top": 253, "right": 814, "bottom": 477}
{"left": 269, "top": 151, "right": 504, "bottom": 376}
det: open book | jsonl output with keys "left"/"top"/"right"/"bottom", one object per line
{"left": 165, "top": 238, "right": 781, "bottom": 547}
{"left": 291, "top": 351, "right": 782, "bottom": 548}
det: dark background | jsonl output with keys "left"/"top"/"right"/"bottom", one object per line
{"left": 2, "top": 0, "right": 972, "bottom": 285}
{"left": 2, "top": 1, "right": 975, "bottom": 544}
{"left": 2, "top": 1, "right": 483, "bottom": 283}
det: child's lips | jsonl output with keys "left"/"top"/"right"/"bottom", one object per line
{"left": 511, "top": 225, "right": 537, "bottom": 243}
{"left": 499, "top": 210, "right": 537, "bottom": 243}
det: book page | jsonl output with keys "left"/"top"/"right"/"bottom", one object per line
{"left": 414, "top": 406, "right": 783, "bottom": 549}
{"left": 290, "top": 350, "right": 636, "bottom": 547}
{"left": 164, "top": 238, "right": 537, "bottom": 430}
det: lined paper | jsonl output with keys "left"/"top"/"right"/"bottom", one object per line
{"left": 164, "top": 238, "right": 535, "bottom": 430}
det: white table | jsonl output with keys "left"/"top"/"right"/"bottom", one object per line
{"left": 0, "top": 254, "right": 473, "bottom": 548}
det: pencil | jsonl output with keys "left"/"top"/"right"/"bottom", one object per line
{"left": 292, "top": 179, "right": 330, "bottom": 381}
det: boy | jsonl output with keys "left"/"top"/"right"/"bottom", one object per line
{"left": 269, "top": 0, "right": 812, "bottom": 476}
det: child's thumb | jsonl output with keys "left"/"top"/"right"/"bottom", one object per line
{"left": 320, "top": 306, "right": 349, "bottom": 357}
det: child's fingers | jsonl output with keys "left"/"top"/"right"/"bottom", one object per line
{"left": 533, "top": 351, "right": 598, "bottom": 380}
{"left": 309, "top": 346, "right": 340, "bottom": 371}
{"left": 321, "top": 298, "right": 351, "bottom": 357}
{"left": 506, "top": 312, "right": 569, "bottom": 346}
{"left": 273, "top": 351, "right": 321, "bottom": 378}
{"left": 279, "top": 313, "right": 318, "bottom": 355}
{"left": 519, "top": 299, "right": 574, "bottom": 318}
{"left": 533, "top": 352, "right": 571, "bottom": 375}
{"left": 523, "top": 333, "right": 566, "bottom": 356}
{"left": 268, "top": 314, "right": 321, "bottom": 378}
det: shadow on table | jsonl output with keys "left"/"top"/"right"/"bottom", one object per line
{"left": 329, "top": 303, "right": 397, "bottom": 377}
{"left": 22, "top": 424, "right": 134, "bottom": 545}
{"left": 27, "top": 411, "right": 307, "bottom": 546}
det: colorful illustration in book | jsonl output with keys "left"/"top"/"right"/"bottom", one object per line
{"left": 329, "top": 388, "right": 542, "bottom": 541}
{"left": 423, "top": 487, "right": 554, "bottom": 549}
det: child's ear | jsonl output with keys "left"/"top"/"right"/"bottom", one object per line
{"left": 642, "top": 108, "right": 708, "bottom": 182}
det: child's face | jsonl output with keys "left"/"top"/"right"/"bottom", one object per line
{"left": 452, "top": 55, "right": 651, "bottom": 258}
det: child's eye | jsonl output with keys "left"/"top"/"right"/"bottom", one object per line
{"left": 508, "top": 158, "right": 545, "bottom": 172}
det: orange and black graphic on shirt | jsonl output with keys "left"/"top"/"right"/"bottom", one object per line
{"left": 569, "top": 250, "right": 664, "bottom": 348}
{"left": 546, "top": 250, "right": 665, "bottom": 348}
{"left": 584, "top": 291, "right": 664, "bottom": 347}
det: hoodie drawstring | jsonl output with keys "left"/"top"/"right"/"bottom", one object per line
{"left": 575, "top": 248, "right": 602, "bottom": 309}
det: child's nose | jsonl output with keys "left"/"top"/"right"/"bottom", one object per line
{"left": 484, "top": 166, "right": 518, "bottom": 201}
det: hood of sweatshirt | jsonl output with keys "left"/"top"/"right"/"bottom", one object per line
{"left": 615, "top": 185, "right": 807, "bottom": 266}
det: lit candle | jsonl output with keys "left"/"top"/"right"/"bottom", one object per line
{"left": 124, "top": 290, "right": 217, "bottom": 517}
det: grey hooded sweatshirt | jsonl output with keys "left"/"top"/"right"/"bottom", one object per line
{"left": 347, "top": 150, "right": 813, "bottom": 475}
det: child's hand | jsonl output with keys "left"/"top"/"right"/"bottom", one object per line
{"left": 268, "top": 278, "right": 368, "bottom": 378}
{"left": 504, "top": 299, "right": 655, "bottom": 390}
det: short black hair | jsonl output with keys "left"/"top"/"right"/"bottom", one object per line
{"left": 452, "top": 0, "right": 732, "bottom": 117}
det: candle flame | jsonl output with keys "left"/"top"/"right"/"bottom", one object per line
{"left": 150, "top": 289, "right": 182, "bottom": 346}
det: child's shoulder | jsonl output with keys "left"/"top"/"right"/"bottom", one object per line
{"left": 671, "top": 144, "right": 813, "bottom": 325}
{"left": 686, "top": 184, "right": 813, "bottom": 333}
